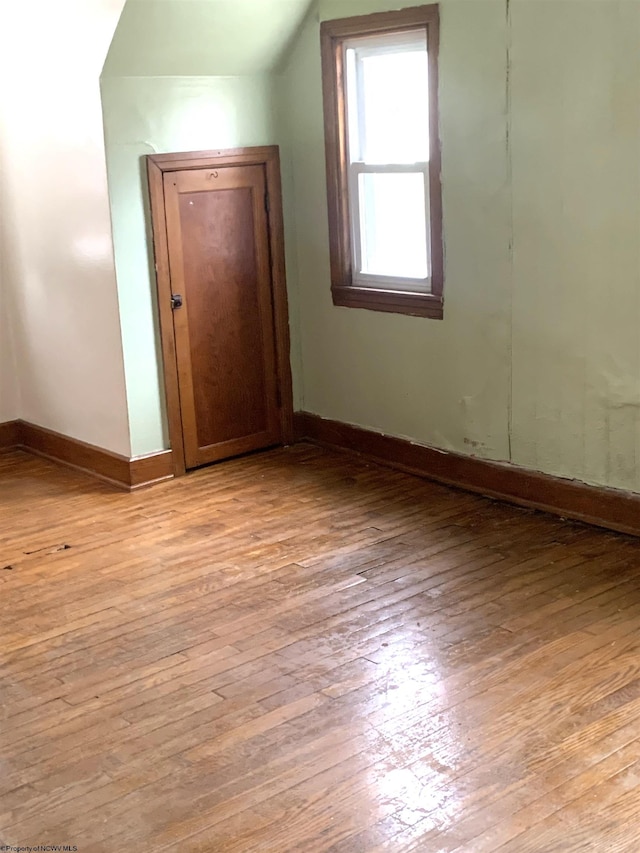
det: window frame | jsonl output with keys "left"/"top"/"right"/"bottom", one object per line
{"left": 320, "top": 5, "right": 443, "bottom": 319}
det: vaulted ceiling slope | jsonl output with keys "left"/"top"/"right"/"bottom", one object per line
{"left": 102, "top": 0, "right": 314, "bottom": 77}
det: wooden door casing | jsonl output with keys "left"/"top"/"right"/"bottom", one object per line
{"left": 163, "top": 164, "right": 280, "bottom": 468}
{"left": 147, "top": 147, "right": 294, "bottom": 476}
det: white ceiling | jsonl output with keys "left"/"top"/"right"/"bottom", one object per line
{"left": 103, "top": 0, "right": 314, "bottom": 77}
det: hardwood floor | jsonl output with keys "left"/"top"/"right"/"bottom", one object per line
{"left": 1, "top": 444, "right": 640, "bottom": 852}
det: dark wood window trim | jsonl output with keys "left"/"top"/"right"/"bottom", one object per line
{"left": 320, "top": 5, "right": 443, "bottom": 320}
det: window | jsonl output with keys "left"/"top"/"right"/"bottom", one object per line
{"left": 320, "top": 6, "right": 443, "bottom": 318}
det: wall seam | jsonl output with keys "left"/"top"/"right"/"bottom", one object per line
{"left": 506, "top": 0, "right": 514, "bottom": 463}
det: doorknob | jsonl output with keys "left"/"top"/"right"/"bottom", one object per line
{"left": 171, "top": 294, "right": 183, "bottom": 310}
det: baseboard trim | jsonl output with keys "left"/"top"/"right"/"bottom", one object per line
{"left": 130, "top": 451, "right": 174, "bottom": 490}
{"left": 0, "top": 420, "right": 21, "bottom": 450}
{"left": 1, "top": 420, "right": 173, "bottom": 490}
{"left": 20, "top": 421, "right": 132, "bottom": 488}
{"left": 294, "top": 412, "right": 640, "bottom": 538}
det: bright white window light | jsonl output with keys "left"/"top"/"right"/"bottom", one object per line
{"left": 358, "top": 172, "right": 428, "bottom": 279}
{"left": 345, "top": 31, "right": 431, "bottom": 290}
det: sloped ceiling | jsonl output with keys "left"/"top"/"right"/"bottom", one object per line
{"left": 103, "top": 0, "right": 314, "bottom": 77}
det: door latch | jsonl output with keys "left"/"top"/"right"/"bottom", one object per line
{"left": 171, "top": 294, "right": 183, "bottom": 310}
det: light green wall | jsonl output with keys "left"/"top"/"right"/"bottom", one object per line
{"left": 510, "top": 0, "right": 640, "bottom": 489}
{"left": 101, "top": 74, "right": 283, "bottom": 455}
{"left": 279, "top": 0, "right": 512, "bottom": 461}
{"left": 101, "top": 0, "right": 311, "bottom": 457}
{"left": 104, "top": 0, "right": 312, "bottom": 77}
{"left": 101, "top": 0, "right": 640, "bottom": 491}
{"left": 279, "top": 0, "right": 640, "bottom": 492}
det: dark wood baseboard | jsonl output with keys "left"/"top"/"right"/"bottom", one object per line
{"left": 0, "top": 420, "right": 173, "bottom": 490}
{"left": 294, "top": 412, "right": 640, "bottom": 538}
{"left": 20, "top": 421, "right": 131, "bottom": 488}
{"left": 130, "top": 451, "right": 174, "bottom": 490}
{"left": 0, "top": 420, "right": 21, "bottom": 450}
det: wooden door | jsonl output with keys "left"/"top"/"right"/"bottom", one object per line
{"left": 162, "top": 164, "right": 281, "bottom": 469}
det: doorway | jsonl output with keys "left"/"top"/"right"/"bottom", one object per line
{"left": 147, "top": 147, "right": 293, "bottom": 475}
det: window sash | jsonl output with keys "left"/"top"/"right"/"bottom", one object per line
{"left": 344, "top": 31, "right": 431, "bottom": 291}
{"left": 348, "top": 162, "right": 432, "bottom": 292}
{"left": 345, "top": 36, "right": 430, "bottom": 166}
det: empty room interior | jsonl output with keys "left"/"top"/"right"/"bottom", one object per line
{"left": 3, "top": 0, "right": 640, "bottom": 850}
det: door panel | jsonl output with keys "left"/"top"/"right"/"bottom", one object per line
{"left": 163, "top": 164, "right": 280, "bottom": 469}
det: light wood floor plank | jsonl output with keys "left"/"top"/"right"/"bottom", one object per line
{"left": 2, "top": 445, "right": 640, "bottom": 851}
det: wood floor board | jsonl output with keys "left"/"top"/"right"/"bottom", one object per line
{"left": 2, "top": 445, "right": 640, "bottom": 851}
{"left": 401, "top": 715, "right": 640, "bottom": 852}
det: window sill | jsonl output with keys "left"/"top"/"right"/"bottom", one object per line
{"left": 331, "top": 285, "right": 444, "bottom": 319}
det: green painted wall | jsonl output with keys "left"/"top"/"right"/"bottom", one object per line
{"left": 509, "top": 0, "right": 640, "bottom": 488}
{"left": 103, "top": 0, "right": 311, "bottom": 77}
{"left": 101, "top": 74, "right": 282, "bottom": 455}
{"left": 279, "top": 0, "right": 512, "bottom": 461}
{"left": 101, "top": 0, "right": 312, "bottom": 457}
{"left": 278, "top": 0, "right": 640, "bottom": 492}
{"left": 101, "top": 0, "right": 640, "bottom": 491}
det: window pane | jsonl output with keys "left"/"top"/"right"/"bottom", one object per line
{"left": 358, "top": 172, "right": 429, "bottom": 280}
{"left": 355, "top": 43, "right": 429, "bottom": 165}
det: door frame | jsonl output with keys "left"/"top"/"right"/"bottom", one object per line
{"left": 147, "top": 146, "right": 294, "bottom": 477}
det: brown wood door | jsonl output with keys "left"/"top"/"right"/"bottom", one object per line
{"left": 163, "top": 164, "right": 281, "bottom": 469}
